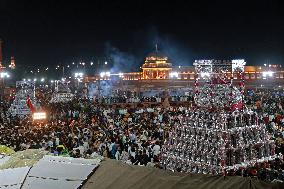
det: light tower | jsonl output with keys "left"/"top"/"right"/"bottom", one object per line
{"left": 161, "top": 59, "right": 276, "bottom": 175}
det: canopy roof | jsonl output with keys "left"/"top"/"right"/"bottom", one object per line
{"left": 82, "top": 159, "right": 283, "bottom": 189}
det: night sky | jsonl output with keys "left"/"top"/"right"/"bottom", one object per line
{"left": 0, "top": 0, "right": 284, "bottom": 71}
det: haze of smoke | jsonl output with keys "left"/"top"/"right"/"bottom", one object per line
{"left": 88, "top": 80, "right": 113, "bottom": 97}
{"left": 104, "top": 43, "right": 141, "bottom": 73}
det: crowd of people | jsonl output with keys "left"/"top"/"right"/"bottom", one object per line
{"left": 0, "top": 87, "right": 284, "bottom": 182}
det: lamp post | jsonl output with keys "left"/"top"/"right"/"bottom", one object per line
{"left": 0, "top": 72, "right": 10, "bottom": 100}
{"left": 74, "top": 72, "right": 84, "bottom": 88}
{"left": 98, "top": 71, "right": 110, "bottom": 101}
{"left": 0, "top": 72, "right": 10, "bottom": 86}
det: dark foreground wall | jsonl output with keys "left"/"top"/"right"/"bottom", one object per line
{"left": 82, "top": 159, "right": 283, "bottom": 189}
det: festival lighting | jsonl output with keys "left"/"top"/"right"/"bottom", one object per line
{"left": 33, "top": 112, "right": 47, "bottom": 120}
{"left": 162, "top": 59, "right": 276, "bottom": 175}
{"left": 200, "top": 72, "right": 210, "bottom": 78}
{"left": 262, "top": 71, "right": 274, "bottom": 78}
{"left": 100, "top": 72, "right": 105, "bottom": 77}
{"left": 74, "top": 72, "right": 83, "bottom": 78}
{"left": 232, "top": 59, "right": 246, "bottom": 72}
{"left": 100, "top": 71, "right": 110, "bottom": 77}
{"left": 0, "top": 72, "right": 10, "bottom": 78}
{"left": 169, "top": 72, "right": 178, "bottom": 78}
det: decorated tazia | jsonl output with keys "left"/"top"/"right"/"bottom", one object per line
{"left": 161, "top": 60, "right": 277, "bottom": 175}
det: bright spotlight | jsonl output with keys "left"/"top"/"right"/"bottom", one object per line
{"left": 104, "top": 61, "right": 108, "bottom": 65}
{"left": 169, "top": 72, "right": 178, "bottom": 78}
{"left": 34, "top": 78, "right": 37, "bottom": 82}
{"left": 0, "top": 72, "right": 9, "bottom": 78}
{"left": 33, "top": 112, "right": 47, "bottom": 121}
{"left": 262, "top": 71, "right": 274, "bottom": 78}
{"left": 41, "top": 78, "right": 45, "bottom": 82}
{"left": 74, "top": 72, "right": 83, "bottom": 78}
{"left": 100, "top": 72, "right": 105, "bottom": 77}
{"left": 28, "top": 79, "right": 31, "bottom": 82}
{"left": 105, "top": 72, "right": 110, "bottom": 77}
{"left": 119, "top": 73, "right": 123, "bottom": 77}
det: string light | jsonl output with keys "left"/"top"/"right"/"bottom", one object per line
{"left": 162, "top": 60, "right": 276, "bottom": 175}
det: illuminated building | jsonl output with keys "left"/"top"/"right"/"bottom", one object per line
{"left": 84, "top": 55, "right": 284, "bottom": 89}
{"left": 0, "top": 39, "right": 15, "bottom": 70}
{"left": 142, "top": 52, "right": 172, "bottom": 79}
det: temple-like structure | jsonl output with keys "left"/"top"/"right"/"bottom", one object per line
{"left": 83, "top": 49, "right": 284, "bottom": 91}
{"left": 142, "top": 52, "right": 172, "bottom": 79}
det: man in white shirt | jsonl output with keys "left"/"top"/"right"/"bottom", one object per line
{"left": 152, "top": 142, "right": 160, "bottom": 156}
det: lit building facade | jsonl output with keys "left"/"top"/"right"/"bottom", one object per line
{"left": 84, "top": 54, "right": 284, "bottom": 89}
{"left": 142, "top": 53, "right": 172, "bottom": 79}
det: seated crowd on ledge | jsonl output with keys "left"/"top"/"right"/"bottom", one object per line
{"left": 0, "top": 88, "right": 284, "bottom": 182}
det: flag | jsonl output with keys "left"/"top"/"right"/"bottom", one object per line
{"left": 231, "top": 102, "right": 244, "bottom": 111}
{"left": 26, "top": 95, "right": 35, "bottom": 113}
